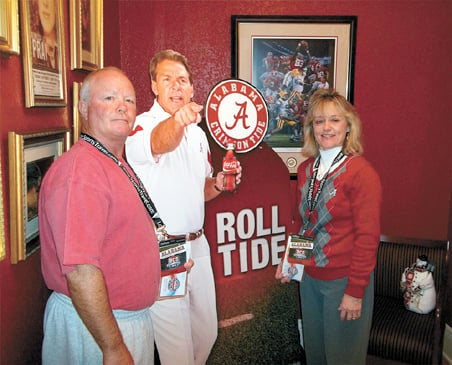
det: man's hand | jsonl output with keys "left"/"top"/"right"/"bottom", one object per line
{"left": 152, "top": 102, "right": 203, "bottom": 155}
{"left": 67, "top": 265, "right": 134, "bottom": 364}
{"left": 214, "top": 161, "right": 243, "bottom": 192}
{"left": 103, "top": 344, "right": 134, "bottom": 365}
{"left": 184, "top": 258, "right": 194, "bottom": 273}
{"left": 174, "top": 102, "right": 203, "bottom": 127}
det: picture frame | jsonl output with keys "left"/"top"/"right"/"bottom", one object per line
{"left": 0, "top": 148, "right": 5, "bottom": 261}
{"left": 19, "top": 0, "right": 67, "bottom": 107}
{"left": 72, "top": 81, "right": 82, "bottom": 144}
{"left": 0, "top": 0, "right": 20, "bottom": 55}
{"left": 70, "top": 0, "right": 103, "bottom": 71}
{"left": 8, "top": 129, "right": 70, "bottom": 264}
{"left": 231, "top": 15, "right": 357, "bottom": 175}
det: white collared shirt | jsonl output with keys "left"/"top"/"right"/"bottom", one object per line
{"left": 125, "top": 102, "right": 212, "bottom": 235}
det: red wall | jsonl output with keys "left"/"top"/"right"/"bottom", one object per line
{"left": 0, "top": 0, "right": 450, "bottom": 363}
{"left": 118, "top": 0, "right": 452, "bottom": 360}
{"left": 0, "top": 1, "right": 120, "bottom": 363}
{"left": 119, "top": 0, "right": 451, "bottom": 241}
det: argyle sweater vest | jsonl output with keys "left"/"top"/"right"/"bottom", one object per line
{"left": 297, "top": 155, "right": 382, "bottom": 298}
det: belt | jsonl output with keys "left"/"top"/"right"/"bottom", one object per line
{"left": 166, "top": 228, "right": 204, "bottom": 241}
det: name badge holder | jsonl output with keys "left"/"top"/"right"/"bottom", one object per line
{"left": 281, "top": 234, "right": 313, "bottom": 282}
{"left": 286, "top": 234, "right": 314, "bottom": 264}
{"left": 158, "top": 237, "right": 190, "bottom": 299}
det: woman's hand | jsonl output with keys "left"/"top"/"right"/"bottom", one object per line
{"left": 338, "top": 293, "right": 362, "bottom": 321}
{"left": 275, "top": 262, "right": 291, "bottom": 283}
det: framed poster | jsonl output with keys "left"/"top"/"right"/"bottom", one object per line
{"left": 72, "top": 81, "right": 82, "bottom": 144}
{"left": 8, "top": 129, "right": 70, "bottom": 263}
{"left": 0, "top": 0, "right": 20, "bottom": 55}
{"left": 232, "top": 15, "right": 357, "bottom": 174}
{"left": 19, "top": 0, "right": 67, "bottom": 107}
{"left": 0, "top": 147, "right": 5, "bottom": 261}
{"left": 70, "top": 0, "right": 103, "bottom": 71}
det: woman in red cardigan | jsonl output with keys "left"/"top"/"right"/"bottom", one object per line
{"left": 276, "top": 88, "right": 382, "bottom": 365}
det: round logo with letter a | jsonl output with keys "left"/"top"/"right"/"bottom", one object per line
{"left": 205, "top": 79, "right": 269, "bottom": 153}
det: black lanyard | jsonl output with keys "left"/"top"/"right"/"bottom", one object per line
{"left": 303, "top": 151, "right": 344, "bottom": 233}
{"left": 80, "top": 133, "right": 165, "bottom": 231}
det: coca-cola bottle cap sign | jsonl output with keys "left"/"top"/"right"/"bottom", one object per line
{"left": 205, "top": 78, "right": 269, "bottom": 153}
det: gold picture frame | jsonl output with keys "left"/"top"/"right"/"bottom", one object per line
{"left": 0, "top": 0, "right": 20, "bottom": 55}
{"left": 0, "top": 147, "right": 5, "bottom": 261}
{"left": 70, "top": 0, "right": 103, "bottom": 71}
{"left": 8, "top": 129, "right": 70, "bottom": 264}
{"left": 19, "top": 0, "right": 67, "bottom": 107}
{"left": 72, "top": 81, "right": 82, "bottom": 144}
{"left": 232, "top": 16, "right": 357, "bottom": 175}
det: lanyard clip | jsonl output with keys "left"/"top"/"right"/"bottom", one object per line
{"left": 302, "top": 221, "right": 310, "bottom": 235}
{"left": 155, "top": 225, "right": 168, "bottom": 242}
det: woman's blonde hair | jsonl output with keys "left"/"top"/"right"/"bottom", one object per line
{"left": 302, "top": 88, "right": 363, "bottom": 158}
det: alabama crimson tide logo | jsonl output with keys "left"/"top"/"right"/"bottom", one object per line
{"left": 205, "top": 79, "right": 269, "bottom": 153}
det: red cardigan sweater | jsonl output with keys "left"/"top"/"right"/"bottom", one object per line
{"left": 297, "top": 155, "right": 382, "bottom": 298}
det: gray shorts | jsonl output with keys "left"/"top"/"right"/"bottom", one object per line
{"left": 42, "top": 292, "right": 154, "bottom": 365}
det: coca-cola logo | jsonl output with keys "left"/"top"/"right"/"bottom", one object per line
{"left": 223, "top": 160, "right": 238, "bottom": 171}
{"left": 205, "top": 79, "right": 269, "bottom": 153}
